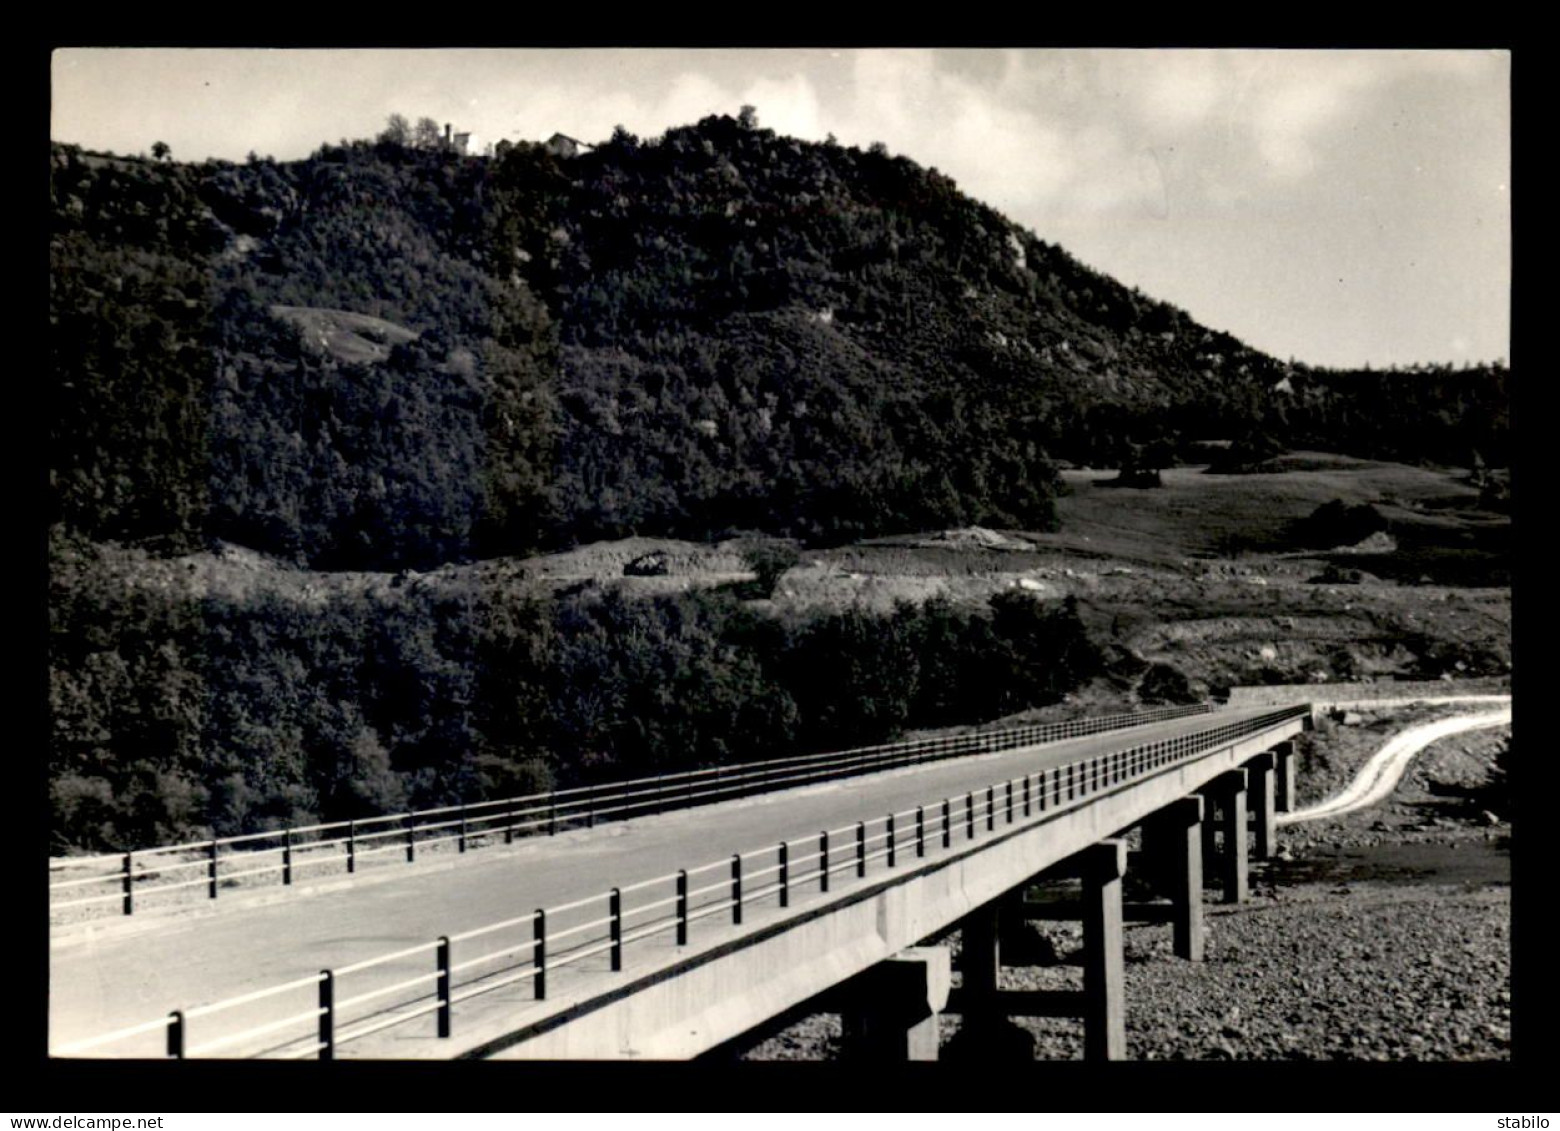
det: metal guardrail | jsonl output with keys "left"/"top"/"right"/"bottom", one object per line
{"left": 50, "top": 703, "right": 1214, "bottom": 918}
{"left": 55, "top": 704, "right": 1307, "bottom": 1060}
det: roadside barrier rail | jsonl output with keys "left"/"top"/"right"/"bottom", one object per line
{"left": 54, "top": 704, "right": 1305, "bottom": 1060}
{"left": 50, "top": 703, "right": 1213, "bottom": 917}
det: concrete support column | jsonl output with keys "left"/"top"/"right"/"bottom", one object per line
{"left": 1209, "top": 770, "right": 1248, "bottom": 904}
{"left": 838, "top": 947, "right": 952, "bottom": 1061}
{"left": 947, "top": 897, "right": 1035, "bottom": 1061}
{"left": 1136, "top": 816, "right": 1167, "bottom": 895}
{"left": 1247, "top": 752, "right": 1276, "bottom": 861}
{"left": 1200, "top": 793, "right": 1220, "bottom": 880}
{"left": 1080, "top": 839, "right": 1127, "bottom": 1062}
{"left": 1274, "top": 741, "right": 1297, "bottom": 813}
{"left": 996, "top": 887, "right": 1039, "bottom": 964}
{"left": 958, "top": 899, "right": 1001, "bottom": 1018}
{"left": 1149, "top": 796, "right": 1205, "bottom": 961}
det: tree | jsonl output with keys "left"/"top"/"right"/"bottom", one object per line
{"left": 1113, "top": 437, "right": 1173, "bottom": 488}
{"left": 740, "top": 541, "right": 800, "bottom": 598}
{"left": 738, "top": 104, "right": 759, "bottom": 130}
{"left": 151, "top": 141, "right": 171, "bottom": 162}
{"left": 413, "top": 117, "right": 443, "bottom": 150}
{"left": 380, "top": 113, "right": 411, "bottom": 146}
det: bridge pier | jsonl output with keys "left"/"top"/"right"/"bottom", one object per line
{"left": 1141, "top": 796, "right": 1204, "bottom": 961}
{"left": 959, "top": 899, "right": 1001, "bottom": 1010}
{"left": 1274, "top": 740, "right": 1297, "bottom": 813}
{"left": 948, "top": 896, "right": 1036, "bottom": 1059}
{"left": 1247, "top": 752, "right": 1277, "bottom": 860}
{"left": 1079, "top": 840, "right": 1127, "bottom": 1061}
{"left": 837, "top": 947, "right": 951, "bottom": 1062}
{"left": 1200, "top": 793, "right": 1220, "bottom": 881}
{"left": 1204, "top": 770, "right": 1248, "bottom": 904}
{"left": 956, "top": 840, "right": 1128, "bottom": 1061}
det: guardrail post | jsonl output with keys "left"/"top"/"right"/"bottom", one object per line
{"left": 942, "top": 799, "right": 952, "bottom": 849}
{"left": 207, "top": 839, "right": 219, "bottom": 900}
{"left": 966, "top": 792, "right": 975, "bottom": 839}
{"left": 1068, "top": 764, "right": 1075, "bottom": 801}
{"left": 856, "top": 822, "right": 867, "bottom": 877}
{"left": 549, "top": 793, "right": 558, "bottom": 836}
{"left": 779, "top": 842, "right": 790, "bottom": 907}
{"left": 588, "top": 783, "right": 597, "bottom": 829}
{"left": 318, "top": 970, "right": 334, "bottom": 1061}
{"left": 887, "top": 814, "right": 896, "bottom": 868}
{"left": 458, "top": 805, "right": 467, "bottom": 853}
{"left": 731, "top": 854, "right": 743, "bottom": 924}
{"left": 915, "top": 806, "right": 926, "bottom": 857}
{"left": 348, "top": 820, "right": 357, "bottom": 874}
{"left": 1005, "top": 781, "right": 1014, "bottom": 823}
{"left": 610, "top": 888, "right": 623, "bottom": 971}
{"left": 1024, "top": 774, "right": 1032, "bottom": 816}
{"left": 166, "top": 1010, "right": 184, "bottom": 1059}
{"left": 406, "top": 815, "right": 416, "bottom": 863}
{"left": 986, "top": 786, "right": 996, "bottom": 831}
{"left": 819, "top": 832, "right": 830, "bottom": 892}
{"left": 122, "top": 851, "right": 133, "bottom": 916}
{"left": 676, "top": 871, "right": 689, "bottom": 945}
{"left": 283, "top": 829, "right": 292, "bottom": 886}
{"left": 505, "top": 803, "right": 516, "bottom": 845}
{"left": 533, "top": 909, "right": 547, "bottom": 999}
{"left": 436, "top": 935, "right": 452, "bottom": 1038}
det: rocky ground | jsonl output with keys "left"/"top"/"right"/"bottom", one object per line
{"left": 736, "top": 705, "right": 1512, "bottom": 1062}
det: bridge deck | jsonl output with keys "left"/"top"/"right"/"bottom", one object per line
{"left": 51, "top": 706, "right": 1282, "bottom": 1057}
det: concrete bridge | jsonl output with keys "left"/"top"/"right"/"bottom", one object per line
{"left": 52, "top": 705, "right": 1307, "bottom": 1061}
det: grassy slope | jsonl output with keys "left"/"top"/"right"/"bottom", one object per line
{"left": 1042, "top": 456, "right": 1491, "bottom": 564}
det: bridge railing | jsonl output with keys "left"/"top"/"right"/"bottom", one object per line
{"left": 50, "top": 703, "right": 1214, "bottom": 918}
{"left": 54, "top": 704, "right": 1306, "bottom": 1060}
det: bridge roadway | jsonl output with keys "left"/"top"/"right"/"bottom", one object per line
{"left": 51, "top": 706, "right": 1284, "bottom": 1058}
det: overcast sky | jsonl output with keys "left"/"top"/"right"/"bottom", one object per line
{"left": 51, "top": 47, "right": 1510, "bottom": 370}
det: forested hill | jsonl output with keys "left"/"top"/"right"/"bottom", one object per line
{"left": 50, "top": 115, "right": 1509, "bottom": 571}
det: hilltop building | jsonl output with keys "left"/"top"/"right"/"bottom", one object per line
{"left": 544, "top": 133, "right": 592, "bottom": 158}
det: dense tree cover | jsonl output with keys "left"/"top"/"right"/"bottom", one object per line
{"left": 49, "top": 546, "right": 1102, "bottom": 851}
{"left": 51, "top": 141, "right": 558, "bottom": 569}
{"left": 51, "top": 119, "right": 1510, "bottom": 568}
{"left": 1275, "top": 363, "right": 1511, "bottom": 468}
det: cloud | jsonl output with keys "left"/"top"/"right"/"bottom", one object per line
{"left": 1135, "top": 50, "right": 1228, "bottom": 130}
{"left": 736, "top": 73, "right": 824, "bottom": 140}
